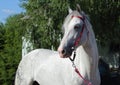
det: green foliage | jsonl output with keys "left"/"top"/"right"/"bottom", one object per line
{"left": 89, "top": 0, "right": 120, "bottom": 46}
{"left": 21, "top": 0, "right": 69, "bottom": 49}
{"left": 0, "top": 14, "right": 24, "bottom": 85}
{"left": 0, "top": 23, "right": 5, "bottom": 50}
{"left": 21, "top": 0, "right": 120, "bottom": 48}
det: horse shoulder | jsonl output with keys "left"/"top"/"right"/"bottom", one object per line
{"left": 17, "top": 49, "right": 57, "bottom": 76}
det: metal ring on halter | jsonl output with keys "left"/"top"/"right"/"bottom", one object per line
{"left": 69, "top": 51, "right": 76, "bottom": 61}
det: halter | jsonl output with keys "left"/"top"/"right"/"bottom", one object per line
{"left": 69, "top": 15, "right": 85, "bottom": 61}
{"left": 71, "top": 15, "right": 85, "bottom": 47}
{"left": 69, "top": 15, "right": 92, "bottom": 85}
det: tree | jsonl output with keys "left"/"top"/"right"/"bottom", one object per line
{"left": 20, "top": 0, "right": 70, "bottom": 50}
{"left": 21, "top": 0, "right": 120, "bottom": 67}
{"left": 90, "top": 0, "right": 120, "bottom": 46}
{"left": 0, "top": 22, "right": 5, "bottom": 50}
{"left": 0, "top": 14, "right": 24, "bottom": 85}
{"left": 89, "top": 0, "right": 120, "bottom": 67}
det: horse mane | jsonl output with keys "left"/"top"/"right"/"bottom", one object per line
{"left": 81, "top": 10, "right": 99, "bottom": 59}
{"left": 81, "top": 11, "right": 90, "bottom": 21}
{"left": 79, "top": 11, "right": 96, "bottom": 40}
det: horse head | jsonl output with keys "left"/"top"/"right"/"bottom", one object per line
{"left": 58, "top": 5, "right": 89, "bottom": 58}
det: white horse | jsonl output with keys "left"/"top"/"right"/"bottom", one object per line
{"left": 15, "top": 5, "right": 100, "bottom": 85}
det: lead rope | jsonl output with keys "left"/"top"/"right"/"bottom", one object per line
{"left": 69, "top": 52, "right": 92, "bottom": 85}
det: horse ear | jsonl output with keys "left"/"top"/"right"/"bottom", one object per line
{"left": 68, "top": 7, "right": 73, "bottom": 14}
{"left": 76, "top": 4, "right": 81, "bottom": 13}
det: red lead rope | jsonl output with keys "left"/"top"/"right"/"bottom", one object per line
{"left": 75, "top": 67, "right": 92, "bottom": 85}
{"left": 70, "top": 60, "right": 92, "bottom": 85}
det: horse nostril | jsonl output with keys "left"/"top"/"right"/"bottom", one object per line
{"left": 62, "top": 49, "right": 66, "bottom": 55}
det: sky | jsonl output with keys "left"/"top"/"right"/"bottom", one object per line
{"left": 0, "top": 0, "right": 24, "bottom": 23}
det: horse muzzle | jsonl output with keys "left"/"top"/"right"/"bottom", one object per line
{"left": 57, "top": 47, "right": 74, "bottom": 58}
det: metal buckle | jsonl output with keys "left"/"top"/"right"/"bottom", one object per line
{"left": 69, "top": 51, "right": 76, "bottom": 61}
